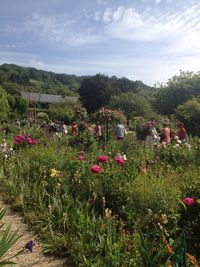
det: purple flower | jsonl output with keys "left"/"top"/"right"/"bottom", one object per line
{"left": 25, "top": 240, "right": 35, "bottom": 252}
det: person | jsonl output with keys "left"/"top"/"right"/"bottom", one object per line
{"left": 160, "top": 122, "right": 171, "bottom": 144}
{"left": 177, "top": 122, "right": 187, "bottom": 141}
{"left": 71, "top": 121, "right": 78, "bottom": 136}
{"left": 114, "top": 123, "right": 126, "bottom": 140}
{"left": 145, "top": 121, "right": 159, "bottom": 148}
{"left": 95, "top": 124, "right": 102, "bottom": 139}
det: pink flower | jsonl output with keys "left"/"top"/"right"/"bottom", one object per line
{"left": 114, "top": 156, "right": 125, "bottom": 165}
{"left": 97, "top": 155, "right": 109, "bottom": 163}
{"left": 79, "top": 155, "right": 85, "bottom": 161}
{"left": 14, "top": 134, "right": 25, "bottom": 143}
{"left": 183, "top": 197, "right": 195, "bottom": 206}
{"left": 27, "top": 137, "right": 37, "bottom": 145}
{"left": 90, "top": 165, "right": 102, "bottom": 174}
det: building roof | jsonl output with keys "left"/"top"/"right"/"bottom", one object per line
{"left": 21, "top": 91, "right": 78, "bottom": 104}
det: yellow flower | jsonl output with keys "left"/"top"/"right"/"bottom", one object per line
{"left": 50, "top": 168, "right": 60, "bottom": 178}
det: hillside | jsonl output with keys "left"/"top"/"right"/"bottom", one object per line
{"left": 0, "top": 63, "right": 153, "bottom": 98}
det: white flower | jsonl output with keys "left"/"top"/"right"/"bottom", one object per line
{"left": 147, "top": 208, "right": 153, "bottom": 215}
{"left": 161, "top": 142, "right": 166, "bottom": 148}
{"left": 185, "top": 143, "right": 191, "bottom": 149}
{"left": 174, "top": 144, "right": 180, "bottom": 148}
{"left": 122, "top": 154, "right": 127, "bottom": 161}
{"left": 174, "top": 135, "right": 179, "bottom": 141}
{"left": 177, "top": 140, "right": 182, "bottom": 144}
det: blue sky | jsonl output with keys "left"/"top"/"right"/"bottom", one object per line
{"left": 1, "top": 0, "right": 200, "bottom": 85}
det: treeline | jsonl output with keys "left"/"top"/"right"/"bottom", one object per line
{"left": 1, "top": 63, "right": 200, "bottom": 135}
{"left": 0, "top": 63, "right": 82, "bottom": 96}
{"left": 0, "top": 63, "right": 151, "bottom": 97}
{"left": 78, "top": 71, "right": 200, "bottom": 135}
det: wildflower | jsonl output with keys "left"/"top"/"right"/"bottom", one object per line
{"left": 27, "top": 137, "right": 37, "bottom": 145}
{"left": 161, "top": 141, "right": 166, "bottom": 148}
{"left": 114, "top": 156, "right": 125, "bottom": 165}
{"left": 185, "top": 143, "right": 191, "bottom": 149}
{"left": 166, "top": 243, "right": 173, "bottom": 254}
{"left": 97, "top": 155, "right": 109, "bottom": 163}
{"left": 104, "top": 208, "right": 112, "bottom": 219}
{"left": 183, "top": 197, "right": 195, "bottom": 206}
{"left": 90, "top": 165, "right": 102, "bottom": 174}
{"left": 161, "top": 213, "right": 168, "bottom": 224}
{"left": 174, "top": 135, "right": 179, "bottom": 141}
{"left": 79, "top": 155, "right": 85, "bottom": 161}
{"left": 25, "top": 240, "right": 35, "bottom": 252}
{"left": 174, "top": 144, "right": 180, "bottom": 148}
{"left": 186, "top": 253, "right": 198, "bottom": 266}
{"left": 50, "top": 168, "right": 60, "bottom": 178}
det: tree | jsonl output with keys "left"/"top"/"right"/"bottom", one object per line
{"left": 0, "top": 87, "right": 10, "bottom": 120}
{"left": 109, "top": 92, "right": 153, "bottom": 119}
{"left": 48, "top": 103, "right": 75, "bottom": 124}
{"left": 79, "top": 74, "right": 113, "bottom": 113}
{"left": 153, "top": 71, "right": 200, "bottom": 115}
{"left": 0, "top": 70, "right": 7, "bottom": 84}
{"left": 175, "top": 97, "right": 200, "bottom": 136}
{"left": 13, "top": 96, "right": 28, "bottom": 115}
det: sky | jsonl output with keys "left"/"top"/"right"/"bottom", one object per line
{"left": 1, "top": 0, "right": 200, "bottom": 86}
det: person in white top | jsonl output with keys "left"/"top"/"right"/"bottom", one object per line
{"left": 114, "top": 123, "right": 126, "bottom": 140}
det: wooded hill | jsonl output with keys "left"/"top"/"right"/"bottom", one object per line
{"left": 0, "top": 63, "right": 153, "bottom": 98}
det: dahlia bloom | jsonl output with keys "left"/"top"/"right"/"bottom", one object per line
{"left": 183, "top": 197, "right": 195, "bottom": 206}
{"left": 90, "top": 165, "right": 102, "bottom": 174}
{"left": 79, "top": 155, "right": 85, "bottom": 161}
{"left": 114, "top": 156, "right": 125, "bottom": 165}
{"left": 97, "top": 155, "right": 109, "bottom": 163}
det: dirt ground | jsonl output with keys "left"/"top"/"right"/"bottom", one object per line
{"left": 0, "top": 197, "right": 70, "bottom": 267}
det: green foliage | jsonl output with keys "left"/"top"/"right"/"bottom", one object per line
{"left": 0, "top": 63, "right": 81, "bottom": 96}
{"left": 1, "top": 121, "right": 200, "bottom": 265}
{"left": 48, "top": 103, "right": 75, "bottom": 123}
{"left": 175, "top": 98, "right": 200, "bottom": 136}
{"left": 13, "top": 96, "right": 28, "bottom": 115}
{"left": 0, "top": 209, "right": 21, "bottom": 266}
{"left": 153, "top": 71, "right": 200, "bottom": 115}
{"left": 0, "top": 87, "right": 10, "bottom": 120}
{"left": 79, "top": 74, "right": 113, "bottom": 113}
{"left": 109, "top": 92, "right": 153, "bottom": 119}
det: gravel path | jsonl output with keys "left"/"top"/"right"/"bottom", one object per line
{"left": 0, "top": 197, "right": 69, "bottom": 267}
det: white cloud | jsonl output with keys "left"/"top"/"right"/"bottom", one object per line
{"left": 0, "top": 44, "right": 17, "bottom": 49}
{"left": 0, "top": 51, "right": 44, "bottom": 68}
{"left": 1, "top": 13, "right": 103, "bottom": 47}
{"left": 101, "top": 3, "right": 200, "bottom": 45}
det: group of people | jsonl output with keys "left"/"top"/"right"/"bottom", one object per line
{"left": 145, "top": 121, "right": 187, "bottom": 147}
{"left": 40, "top": 119, "right": 187, "bottom": 146}
{"left": 70, "top": 121, "right": 127, "bottom": 141}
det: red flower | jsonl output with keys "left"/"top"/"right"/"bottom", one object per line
{"left": 27, "top": 137, "right": 37, "bottom": 145}
{"left": 98, "top": 155, "right": 109, "bottom": 163}
{"left": 90, "top": 165, "right": 102, "bottom": 174}
{"left": 14, "top": 134, "right": 25, "bottom": 144}
{"left": 114, "top": 156, "right": 125, "bottom": 165}
{"left": 183, "top": 197, "right": 195, "bottom": 206}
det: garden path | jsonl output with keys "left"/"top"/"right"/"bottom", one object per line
{"left": 0, "top": 196, "right": 69, "bottom": 267}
